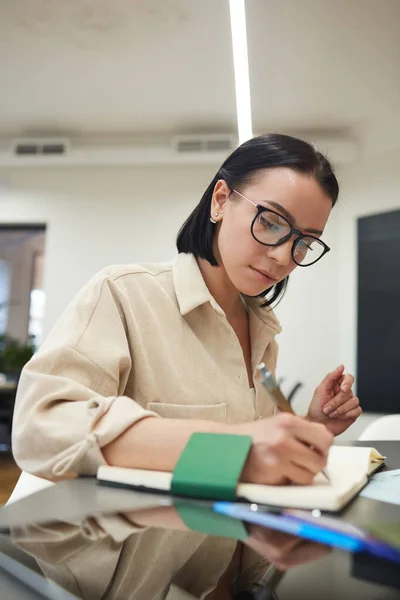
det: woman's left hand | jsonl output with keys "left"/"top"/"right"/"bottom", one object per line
{"left": 307, "top": 365, "right": 362, "bottom": 436}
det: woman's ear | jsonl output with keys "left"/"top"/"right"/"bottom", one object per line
{"left": 210, "top": 180, "right": 231, "bottom": 221}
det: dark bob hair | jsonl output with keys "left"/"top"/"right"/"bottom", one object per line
{"left": 176, "top": 133, "right": 339, "bottom": 307}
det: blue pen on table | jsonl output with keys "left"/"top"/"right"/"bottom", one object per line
{"left": 213, "top": 502, "right": 400, "bottom": 564}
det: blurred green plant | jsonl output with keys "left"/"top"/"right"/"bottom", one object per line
{"left": 0, "top": 334, "right": 35, "bottom": 377}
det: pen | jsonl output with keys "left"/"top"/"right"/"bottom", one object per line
{"left": 257, "top": 363, "right": 331, "bottom": 482}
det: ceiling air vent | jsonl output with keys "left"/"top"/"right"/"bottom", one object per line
{"left": 205, "top": 137, "right": 234, "bottom": 152}
{"left": 11, "top": 138, "right": 70, "bottom": 157}
{"left": 175, "top": 138, "right": 203, "bottom": 153}
{"left": 14, "top": 143, "right": 39, "bottom": 156}
{"left": 172, "top": 135, "right": 236, "bottom": 154}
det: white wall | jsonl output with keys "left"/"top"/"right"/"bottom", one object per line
{"left": 0, "top": 165, "right": 215, "bottom": 335}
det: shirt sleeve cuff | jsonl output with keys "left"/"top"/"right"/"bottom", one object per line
{"left": 51, "top": 395, "right": 159, "bottom": 478}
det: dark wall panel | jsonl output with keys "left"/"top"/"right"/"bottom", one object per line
{"left": 357, "top": 209, "right": 400, "bottom": 413}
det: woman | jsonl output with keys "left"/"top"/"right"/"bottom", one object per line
{"left": 12, "top": 133, "right": 361, "bottom": 597}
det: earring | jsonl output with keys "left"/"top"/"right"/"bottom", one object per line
{"left": 210, "top": 213, "right": 219, "bottom": 224}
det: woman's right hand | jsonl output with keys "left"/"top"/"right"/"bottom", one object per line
{"left": 236, "top": 413, "right": 333, "bottom": 486}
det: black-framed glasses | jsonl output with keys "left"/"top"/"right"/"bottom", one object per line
{"left": 233, "top": 189, "right": 330, "bottom": 267}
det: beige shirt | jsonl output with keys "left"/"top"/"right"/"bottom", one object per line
{"left": 12, "top": 252, "right": 282, "bottom": 598}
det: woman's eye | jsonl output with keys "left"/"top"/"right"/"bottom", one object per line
{"left": 259, "top": 215, "right": 281, "bottom": 232}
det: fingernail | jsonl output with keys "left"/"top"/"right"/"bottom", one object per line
{"left": 323, "top": 405, "right": 333, "bottom": 414}
{"left": 341, "top": 385, "right": 349, "bottom": 392}
{"left": 330, "top": 411, "right": 339, "bottom": 418}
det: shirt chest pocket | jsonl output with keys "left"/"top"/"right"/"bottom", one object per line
{"left": 146, "top": 402, "right": 227, "bottom": 422}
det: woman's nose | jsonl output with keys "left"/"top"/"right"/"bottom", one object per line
{"left": 267, "top": 239, "right": 293, "bottom": 266}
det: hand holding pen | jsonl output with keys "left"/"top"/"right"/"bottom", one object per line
{"left": 257, "top": 363, "right": 332, "bottom": 482}
{"left": 235, "top": 408, "right": 333, "bottom": 486}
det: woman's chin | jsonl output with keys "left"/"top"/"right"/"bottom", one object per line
{"left": 236, "top": 282, "right": 272, "bottom": 298}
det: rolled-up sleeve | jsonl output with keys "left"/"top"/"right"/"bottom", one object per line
{"left": 12, "top": 272, "right": 158, "bottom": 480}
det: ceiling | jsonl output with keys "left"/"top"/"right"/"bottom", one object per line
{"left": 0, "top": 0, "right": 399, "bottom": 154}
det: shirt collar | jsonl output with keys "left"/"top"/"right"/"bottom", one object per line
{"left": 173, "top": 252, "right": 282, "bottom": 334}
{"left": 173, "top": 253, "right": 222, "bottom": 316}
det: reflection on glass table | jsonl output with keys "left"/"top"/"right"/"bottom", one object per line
{"left": 0, "top": 499, "right": 398, "bottom": 600}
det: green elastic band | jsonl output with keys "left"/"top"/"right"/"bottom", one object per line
{"left": 174, "top": 500, "right": 249, "bottom": 540}
{"left": 171, "top": 432, "right": 252, "bottom": 501}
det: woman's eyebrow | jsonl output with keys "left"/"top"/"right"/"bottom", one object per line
{"left": 264, "top": 200, "right": 323, "bottom": 236}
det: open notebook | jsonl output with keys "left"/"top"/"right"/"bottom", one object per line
{"left": 97, "top": 446, "right": 385, "bottom": 512}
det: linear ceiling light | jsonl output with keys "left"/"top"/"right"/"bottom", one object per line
{"left": 229, "top": 0, "right": 253, "bottom": 144}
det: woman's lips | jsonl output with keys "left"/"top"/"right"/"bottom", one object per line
{"left": 250, "top": 266, "right": 278, "bottom": 283}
